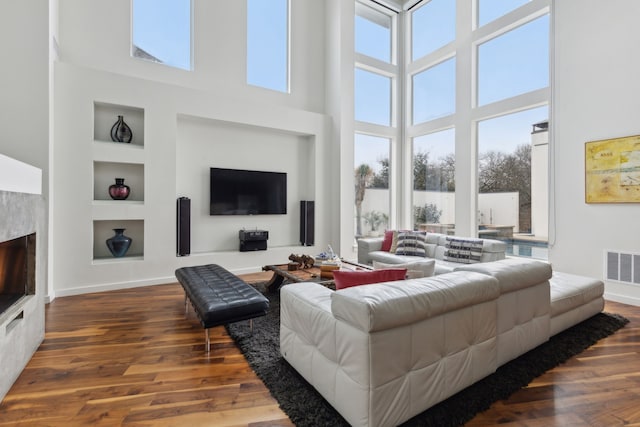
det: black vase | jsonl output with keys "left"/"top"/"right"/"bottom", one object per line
{"left": 108, "top": 178, "right": 130, "bottom": 200}
{"left": 110, "top": 115, "right": 133, "bottom": 143}
{"left": 106, "top": 228, "right": 132, "bottom": 257}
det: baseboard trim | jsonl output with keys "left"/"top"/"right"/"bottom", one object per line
{"left": 54, "top": 276, "right": 177, "bottom": 298}
{"left": 604, "top": 291, "right": 640, "bottom": 307}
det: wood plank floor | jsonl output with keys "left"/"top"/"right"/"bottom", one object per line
{"left": 0, "top": 272, "right": 637, "bottom": 426}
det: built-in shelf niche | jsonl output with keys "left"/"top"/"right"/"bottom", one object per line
{"left": 93, "top": 161, "right": 144, "bottom": 202}
{"left": 93, "top": 219, "right": 144, "bottom": 261}
{"left": 93, "top": 102, "right": 144, "bottom": 147}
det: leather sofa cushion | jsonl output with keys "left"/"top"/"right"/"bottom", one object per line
{"left": 373, "top": 259, "right": 435, "bottom": 278}
{"left": 369, "top": 251, "right": 428, "bottom": 264}
{"left": 550, "top": 271, "right": 604, "bottom": 317}
{"left": 331, "top": 271, "right": 499, "bottom": 332}
{"left": 454, "top": 258, "right": 552, "bottom": 293}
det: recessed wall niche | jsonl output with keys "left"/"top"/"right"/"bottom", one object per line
{"left": 93, "top": 219, "right": 144, "bottom": 261}
{"left": 176, "top": 114, "right": 316, "bottom": 253}
{"left": 93, "top": 102, "right": 145, "bottom": 147}
{"left": 93, "top": 161, "right": 144, "bottom": 202}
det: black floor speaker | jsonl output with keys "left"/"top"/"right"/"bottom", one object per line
{"left": 300, "top": 200, "right": 315, "bottom": 246}
{"left": 177, "top": 197, "right": 191, "bottom": 256}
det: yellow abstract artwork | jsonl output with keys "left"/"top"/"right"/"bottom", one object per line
{"left": 585, "top": 135, "right": 640, "bottom": 203}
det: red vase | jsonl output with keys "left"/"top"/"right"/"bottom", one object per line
{"left": 108, "top": 178, "right": 130, "bottom": 200}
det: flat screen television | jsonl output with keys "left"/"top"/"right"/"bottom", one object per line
{"left": 210, "top": 168, "right": 287, "bottom": 215}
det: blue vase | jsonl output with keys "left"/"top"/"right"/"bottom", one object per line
{"left": 106, "top": 228, "right": 132, "bottom": 257}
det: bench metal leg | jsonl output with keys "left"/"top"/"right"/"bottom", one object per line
{"left": 205, "top": 328, "right": 210, "bottom": 353}
{"left": 249, "top": 318, "right": 253, "bottom": 333}
{"left": 184, "top": 292, "right": 189, "bottom": 316}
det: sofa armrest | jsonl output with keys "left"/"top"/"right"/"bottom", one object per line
{"left": 357, "top": 237, "right": 384, "bottom": 264}
{"left": 280, "top": 282, "right": 338, "bottom": 378}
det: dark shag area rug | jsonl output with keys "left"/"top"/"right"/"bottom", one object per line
{"left": 226, "top": 287, "right": 628, "bottom": 427}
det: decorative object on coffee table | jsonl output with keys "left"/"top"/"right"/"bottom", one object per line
{"left": 263, "top": 259, "right": 372, "bottom": 292}
{"left": 108, "top": 178, "right": 130, "bottom": 200}
{"left": 110, "top": 115, "right": 133, "bottom": 143}
{"left": 320, "top": 263, "right": 340, "bottom": 279}
{"left": 106, "top": 228, "right": 132, "bottom": 257}
{"left": 288, "top": 253, "right": 315, "bottom": 269}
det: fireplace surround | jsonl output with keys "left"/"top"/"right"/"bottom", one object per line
{"left": 0, "top": 154, "right": 45, "bottom": 402}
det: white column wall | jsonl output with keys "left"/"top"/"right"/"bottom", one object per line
{"left": 552, "top": 0, "right": 640, "bottom": 305}
{"left": 531, "top": 130, "right": 548, "bottom": 239}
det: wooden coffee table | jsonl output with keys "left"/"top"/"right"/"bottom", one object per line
{"left": 262, "top": 259, "right": 371, "bottom": 292}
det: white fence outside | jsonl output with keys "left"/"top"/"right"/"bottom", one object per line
{"left": 357, "top": 188, "right": 519, "bottom": 236}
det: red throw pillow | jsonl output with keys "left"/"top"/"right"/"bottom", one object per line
{"left": 333, "top": 268, "right": 407, "bottom": 290}
{"left": 381, "top": 230, "right": 394, "bottom": 252}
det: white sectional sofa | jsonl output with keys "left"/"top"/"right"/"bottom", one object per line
{"left": 280, "top": 257, "right": 606, "bottom": 427}
{"left": 280, "top": 259, "right": 554, "bottom": 427}
{"left": 357, "top": 232, "right": 507, "bottom": 274}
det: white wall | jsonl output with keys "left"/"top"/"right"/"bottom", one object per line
{"left": 176, "top": 116, "right": 315, "bottom": 252}
{"left": 0, "top": 0, "right": 51, "bottom": 298}
{"left": 552, "top": 0, "right": 640, "bottom": 305}
{"left": 57, "top": 0, "right": 325, "bottom": 114}
{"left": 0, "top": 1, "right": 49, "bottom": 175}
{"left": 50, "top": 1, "right": 331, "bottom": 297}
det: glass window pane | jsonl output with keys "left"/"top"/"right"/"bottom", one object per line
{"left": 412, "top": 129, "right": 455, "bottom": 231}
{"left": 132, "top": 0, "right": 191, "bottom": 70}
{"left": 355, "top": 3, "right": 392, "bottom": 63}
{"left": 355, "top": 68, "right": 391, "bottom": 126}
{"left": 247, "top": 0, "right": 289, "bottom": 92}
{"left": 477, "top": 15, "right": 549, "bottom": 106}
{"left": 413, "top": 57, "right": 456, "bottom": 124}
{"left": 477, "top": 106, "right": 548, "bottom": 259}
{"left": 412, "top": 0, "right": 455, "bottom": 61}
{"left": 478, "top": 0, "right": 531, "bottom": 27}
{"left": 355, "top": 134, "right": 390, "bottom": 237}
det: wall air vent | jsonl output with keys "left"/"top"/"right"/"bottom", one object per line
{"left": 606, "top": 250, "right": 640, "bottom": 285}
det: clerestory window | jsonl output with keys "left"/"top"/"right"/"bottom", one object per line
{"left": 247, "top": 0, "right": 290, "bottom": 92}
{"left": 132, "top": 0, "right": 192, "bottom": 70}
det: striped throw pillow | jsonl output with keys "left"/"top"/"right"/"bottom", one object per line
{"left": 443, "top": 237, "right": 484, "bottom": 263}
{"left": 394, "top": 231, "right": 428, "bottom": 257}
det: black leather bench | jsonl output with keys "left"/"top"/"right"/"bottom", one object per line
{"left": 175, "top": 264, "right": 269, "bottom": 352}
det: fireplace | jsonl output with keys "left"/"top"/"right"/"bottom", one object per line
{"left": 0, "top": 154, "right": 45, "bottom": 403}
{"left": 0, "top": 233, "right": 35, "bottom": 316}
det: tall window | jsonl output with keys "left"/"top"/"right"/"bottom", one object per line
{"left": 412, "top": 57, "right": 456, "bottom": 124}
{"left": 247, "top": 0, "right": 290, "bottom": 92}
{"left": 412, "top": 129, "right": 455, "bottom": 232}
{"left": 405, "top": 0, "right": 550, "bottom": 258}
{"left": 477, "top": 15, "right": 549, "bottom": 106}
{"left": 355, "top": 134, "right": 391, "bottom": 237}
{"left": 411, "top": 0, "right": 455, "bottom": 61}
{"left": 354, "top": 1, "right": 398, "bottom": 238}
{"left": 477, "top": 107, "right": 548, "bottom": 259}
{"left": 132, "top": 0, "right": 192, "bottom": 70}
{"left": 355, "top": 2, "right": 392, "bottom": 63}
{"left": 355, "top": 68, "right": 392, "bottom": 126}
